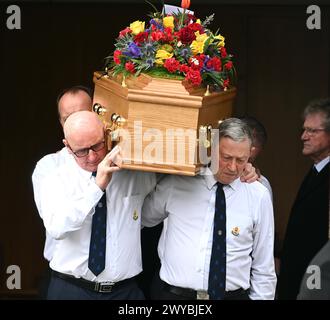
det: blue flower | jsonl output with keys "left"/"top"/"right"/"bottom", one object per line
{"left": 123, "top": 42, "right": 141, "bottom": 58}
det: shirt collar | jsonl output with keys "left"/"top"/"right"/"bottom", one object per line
{"left": 67, "top": 151, "right": 95, "bottom": 179}
{"left": 201, "top": 167, "right": 239, "bottom": 191}
{"left": 314, "top": 156, "right": 330, "bottom": 173}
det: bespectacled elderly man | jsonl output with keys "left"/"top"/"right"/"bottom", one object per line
{"left": 278, "top": 98, "right": 330, "bottom": 300}
{"left": 142, "top": 118, "right": 276, "bottom": 300}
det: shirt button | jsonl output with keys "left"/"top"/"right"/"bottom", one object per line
{"left": 98, "top": 202, "right": 103, "bottom": 208}
{"left": 218, "top": 230, "right": 222, "bottom": 236}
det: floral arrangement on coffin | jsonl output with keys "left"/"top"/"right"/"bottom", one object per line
{"left": 105, "top": 0, "right": 236, "bottom": 92}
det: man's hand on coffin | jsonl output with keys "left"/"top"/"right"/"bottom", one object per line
{"left": 95, "top": 146, "right": 122, "bottom": 191}
{"left": 240, "top": 162, "right": 258, "bottom": 183}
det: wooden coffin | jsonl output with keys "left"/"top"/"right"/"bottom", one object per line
{"left": 93, "top": 71, "right": 236, "bottom": 176}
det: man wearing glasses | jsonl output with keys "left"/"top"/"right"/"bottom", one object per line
{"left": 32, "top": 86, "right": 93, "bottom": 297}
{"left": 278, "top": 98, "right": 330, "bottom": 300}
{"left": 36, "top": 111, "right": 156, "bottom": 299}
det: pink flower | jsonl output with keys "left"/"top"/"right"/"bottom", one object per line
{"left": 119, "top": 27, "right": 131, "bottom": 38}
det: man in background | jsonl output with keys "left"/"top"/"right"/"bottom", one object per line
{"left": 240, "top": 116, "right": 272, "bottom": 199}
{"left": 278, "top": 98, "right": 330, "bottom": 299}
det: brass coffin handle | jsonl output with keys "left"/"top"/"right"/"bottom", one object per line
{"left": 110, "top": 113, "right": 127, "bottom": 128}
{"left": 199, "top": 125, "right": 213, "bottom": 149}
{"left": 93, "top": 103, "right": 107, "bottom": 116}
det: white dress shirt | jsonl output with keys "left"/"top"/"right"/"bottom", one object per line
{"left": 32, "top": 147, "right": 71, "bottom": 261}
{"left": 38, "top": 153, "right": 156, "bottom": 282}
{"left": 259, "top": 175, "right": 273, "bottom": 202}
{"left": 315, "top": 156, "right": 330, "bottom": 173}
{"left": 142, "top": 169, "right": 276, "bottom": 299}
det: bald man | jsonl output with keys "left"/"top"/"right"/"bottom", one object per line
{"left": 37, "top": 111, "right": 156, "bottom": 300}
{"left": 33, "top": 86, "right": 93, "bottom": 263}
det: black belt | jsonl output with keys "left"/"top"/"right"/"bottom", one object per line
{"left": 52, "top": 270, "right": 136, "bottom": 293}
{"left": 163, "top": 281, "right": 249, "bottom": 300}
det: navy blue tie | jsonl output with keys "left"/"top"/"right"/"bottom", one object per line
{"left": 88, "top": 172, "right": 107, "bottom": 276}
{"left": 208, "top": 182, "right": 226, "bottom": 300}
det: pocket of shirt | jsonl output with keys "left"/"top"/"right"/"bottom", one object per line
{"left": 122, "top": 194, "right": 144, "bottom": 226}
{"left": 227, "top": 215, "right": 253, "bottom": 248}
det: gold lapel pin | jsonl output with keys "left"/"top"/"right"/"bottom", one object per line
{"left": 231, "top": 227, "right": 240, "bottom": 236}
{"left": 133, "top": 210, "right": 139, "bottom": 221}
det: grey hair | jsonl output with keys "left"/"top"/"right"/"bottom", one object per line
{"left": 303, "top": 98, "right": 330, "bottom": 132}
{"left": 218, "top": 118, "right": 253, "bottom": 145}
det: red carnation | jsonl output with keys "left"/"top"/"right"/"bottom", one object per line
{"left": 179, "top": 64, "right": 190, "bottom": 74}
{"left": 163, "top": 27, "right": 174, "bottom": 42}
{"left": 178, "top": 26, "right": 196, "bottom": 44}
{"left": 220, "top": 47, "right": 227, "bottom": 58}
{"left": 186, "top": 69, "right": 202, "bottom": 86}
{"left": 223, "top": 79, "right": 230, "bottom": 88}
{"left": 134, "top": 32, "right": 148, "bottom": 44}
{"left": 151, "top": 31, "right": 164, "bottom": 42}
{"left": 188, "top": 23, "right": 204, "bottom": 34}
{"left": 189, "top": 56, "right": 203, "bottom": 71}
{"left": 164, "top": 58, "right": 180, "bottom": 73}
{"left": 113, "top": 50, "right": 122, "bottom": 64}
{"left": 206, "top": 57, "right": 222, "bottom": 71}
{"left": 225, "top": 61, "right": 233, "bottom": 70}
{"left": 119, "top": 27, "right": 131, "bottom": 38}
{"left": 125, "top": 62, "right": 136, "bottom": 73}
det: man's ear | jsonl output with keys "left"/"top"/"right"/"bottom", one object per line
{"left": 63, "top": 139, "right": 71, "bottom": 152}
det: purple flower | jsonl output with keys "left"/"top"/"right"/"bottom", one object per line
{"left": 123, "top": 42, "right": 141, "bottom": 58}
{"left": 150, "top": 19, "right": 164, "bottom": 31}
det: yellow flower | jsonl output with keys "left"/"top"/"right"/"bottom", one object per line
{"left": 163, "top": 16, "right": 174, "bottom": 29}
{"left": 196, "top": 19, "right": 201, "bottom": 24}
{"left": 214, "top": 34, "right": 225, "bottom": 47}
{"left": 129, "top": 20, "right": 145, "bottom": 35}
{"left": 160, "top": 44, "right": 173, "bottom": 53}
{"left": 195, "top": 31, "right": 208, "bottom": 43}
{"left": 190, "top": 41, "right": 204, "bottom": 55}
{"left": 155, "top": 49, "right": 173, "bottom": 65}
{"left": 190, "top": 31, "right": 208, "bottom": 55}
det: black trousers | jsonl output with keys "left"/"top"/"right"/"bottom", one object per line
{"left": 47, "top": 274, "right": 145, "bottom": 300}
{"left": 38, "top": 265, "right": 52, "bottom": 300}
{"left": 151, "top": 272, "right": 250, "bottom": 300}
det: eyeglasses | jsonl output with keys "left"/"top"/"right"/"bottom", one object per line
{"left": 69, "top": 140, "right": 105, "bottom": 158}
{"left": 301, "top": 127, "right": 326, "bottom": 136}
